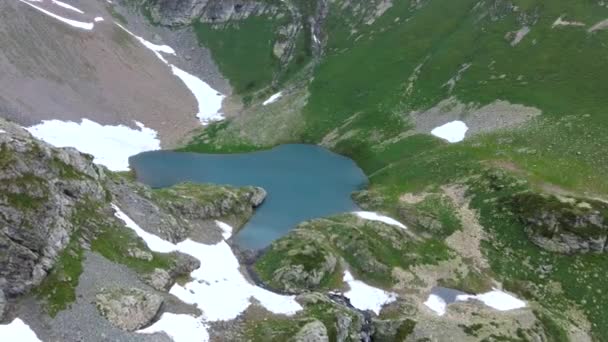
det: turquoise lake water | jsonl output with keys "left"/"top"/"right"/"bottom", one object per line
{"left": 129, "top": 144, "right": 368, "bottom": 249}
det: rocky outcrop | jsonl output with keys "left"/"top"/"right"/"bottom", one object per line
{"left": 141, "top": 268, "right": 173, "bottom": 291}
{"left": 149, "top": 0, "right": 279, "bottom": 26}
{"left": 95, "top": 287, "right": 163, "bottom": 331}
{"left": 509, "top": 192, "right": 608, "bottom": 254}
{"left": 0, "top": 119, "right": 109, "bottom": 296}
{"left": 255, "top": 214, "right": 414, "bottom": 293}
{"left": 294, "top": 320, "right": 329, "bottom": 342}
{"left": 109, "top": 175, "right": 266, "bottom": 244}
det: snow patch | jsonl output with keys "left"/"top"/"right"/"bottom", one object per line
{"left": 18, "top": 0, "right": 94, "bottom": 30}
{"left": 589, "top": 18, "right": 608, "bottom": 32}
{"left": 510, "top": 26, "right": 530, "bottom": 46}
{"left": 343, "top": 271, "right": 397, "bottom": 315}
{"left": 552, "top": 16, "right": 586, "bottom": 28}
{"left": 94, "top": 17, "right": 104, "bottom": 22}
{"left": 216, "top": 220, "right": 233, "bottom": 240}
{"left": 26, "top": 119, "right": 160, "bottom": 171}
{"left": 431, "top": 120, "right": 468, "bottom": 143}
{"left": 456, "top": 289, "right": 526, "bottom": 311}
{"left": 51, "top": 0, "right": 84, "bottom": 14}
{"left": 170, "top": 65, "right": 225, "bottom": 124}
{"left": 424, "top": 294, "right": 447, "bottom": 316}
{"left": 0, "top": 129, "right": 5, "bottom": 134}
{"left": 262, "top": 92, "right": 283, "bottom": 106}
{"left": 114, "top": 22, "right": 224, "bottom": 124}
{"left": 0, "top": 318, "right": 42, "bottom": 342}
{"left": 112, "top": 205, "right": 302, "bottom": 327}
{"left": 138, "top": 313, "right": 209, "bottom": 342}
{"left": 354, "top": 211, "right": 407, "bottom": 229}
{"left": 424, "top": 288, "right": 526, "bottom": 316}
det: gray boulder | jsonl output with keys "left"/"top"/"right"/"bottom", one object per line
{"left": 142, "top": 269, "right": 173, "bottom": 292}
{"left": 293, "top": 320, "right": 329, "bottom": 342}
{"left": 95, "top": 288, "right": 163, "bottom": 331}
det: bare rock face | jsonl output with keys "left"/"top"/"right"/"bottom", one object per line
{"left": 509, "top": 192, "right": 608, "bottom": 254}
{"left": 142, "top": 268, "right": 173, "bottom": 291}
{"left": 149, "top": 0, "right": 276, "bottom": 26}
{"left": 95, "top": 287, "right": 163, "bottom": 332}
{"left": 0, "top": 119, "right": 108, "bottom": 296}
{"left": 294, "top": 320, "right": 329, "bottom": 342}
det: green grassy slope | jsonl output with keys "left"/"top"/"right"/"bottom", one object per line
{"left": 179, "top": 0, "right": 608, "bottom": 339}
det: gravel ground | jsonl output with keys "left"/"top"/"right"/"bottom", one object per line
{"left": 17, "top": 252, "right": 199, "bottom": 342}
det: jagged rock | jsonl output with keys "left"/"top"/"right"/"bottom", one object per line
{"left": 108, "top": 177, "right": 266, "bottom": 244}
{"left": 142, "top": 268, "right": 173, "bottom": 291}
{"left": 0, "top": 119, "right": 108, "bottom": 296}
{"left": 294, "top": 320, "right": 329, "bottom": 342}
{"left": 169, "top": 252, "right": 200, "bottom": 278}
{"left": 149, "top": 0, "right": 277, "bottom": 27}
{"left": 509, "top": 192, "right": 608, "bottom": 254}
{"left": 95, "top": 287, "right": 163, "bottom": 332}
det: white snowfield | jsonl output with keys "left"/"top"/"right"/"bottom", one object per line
{"left": 354, "top": 211, "right": 407, "bottom": 229}
{"left": 424, "top": 288, "right": 526, "bottom": 316}
{"left": 262, "top": 92, "right": 283, "bottom": 106}
{"left": 343, "top": 271, "right": 397, "bottom": 315}
{"left": 423, "top": 294, "right": 447, "bottom": 316}
{"left": 20, "top": 0, "right": 94, "bottom": 30}
{"left": 456, "top": 289, "right": 526, "bottom": 311}
{"left": 112, "top": 205, "right": 302, "bottom": 342}
{"left": 26, "top": 119, "right": 161, "bottom": 171}
{"left": 115, "top": 23, "right": 225, "bottom": 125}
{"left": 431, "top": 120, "right": 469, "bottom": 143}
{"left": 94, "top": 17, "right": 104, "bottom": 22}
{"left": 0, "top": 318, "right": 43, "bottom": 342}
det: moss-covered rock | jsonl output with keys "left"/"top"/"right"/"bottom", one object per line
{"left": 255, "top": 213, "right": 452, "bottom": 292}
{"left": 508, "top": 192, "right": 608, "bottom": 254}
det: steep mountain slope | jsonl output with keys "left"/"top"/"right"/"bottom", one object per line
{"left": 141, "top": 0, "right": 608, "bottom": 340}
{"left": 0, "top": 0, "right": 230, "bottom": 147}
{"left": 3, "top": 0, "right": 608, "bottom": 340}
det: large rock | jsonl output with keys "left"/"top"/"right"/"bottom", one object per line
{"left": 141, "top": 268, "right": 173, "bottom": 291}
{"left": 108, "top": 176, "right": 266, "bottom": 244}
{"left": 294, "top": 320, "right": 329, "bottom": 342}
{"left": 95, "top": 287, "right": 163, "bottom": 331}
{"left": 0, "top": 119, "right": 109, "bottom": 296}
{"left": 509, "top": 192, "right": 608, "bottom": 254}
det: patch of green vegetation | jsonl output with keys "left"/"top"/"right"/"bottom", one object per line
{"left": 193, "top": 16, "right": 282, "bottom": 94}
{"left": 2, "top": 174, "right": 48, "bottom": 211}
{"left": 534, "top": 310, "right": 570, "bottom": 342}
{"left": 244, "top": 315, "right": 305, "bottom": 341}
{"left": 256, "top": 214, "right": 453, "bottom": 291}
{"left": 459, "top": 323, "right": 484, "bottom": 337}
{"left": 439, "top": 270, "right": 494, "bottom": 294}
{"left": 465, "top": 170, "right": 608, "bottom": 339}
{"left": 178, "top": 122, "right": 264, "bottom": 154}
{"left": 91, "top": 221, "right": 173, "bottom": 274}
{"left": 35, "top": 232, "right": 84, "bottom": 317}
{"left": 395, "top": 319, "right": 417, "bottom": 341}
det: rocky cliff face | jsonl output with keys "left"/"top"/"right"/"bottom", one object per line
{"left": 0, "top": 120, "right": 109, "bottom": 297}
{"left": 149, "top": 0, "right": 279, "bottom": 26}
{"left": 0, "top": 118, "right": 267, "bottom": 321}
{"left": 509, "top": 192, "right": 608, "bottom": 254}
